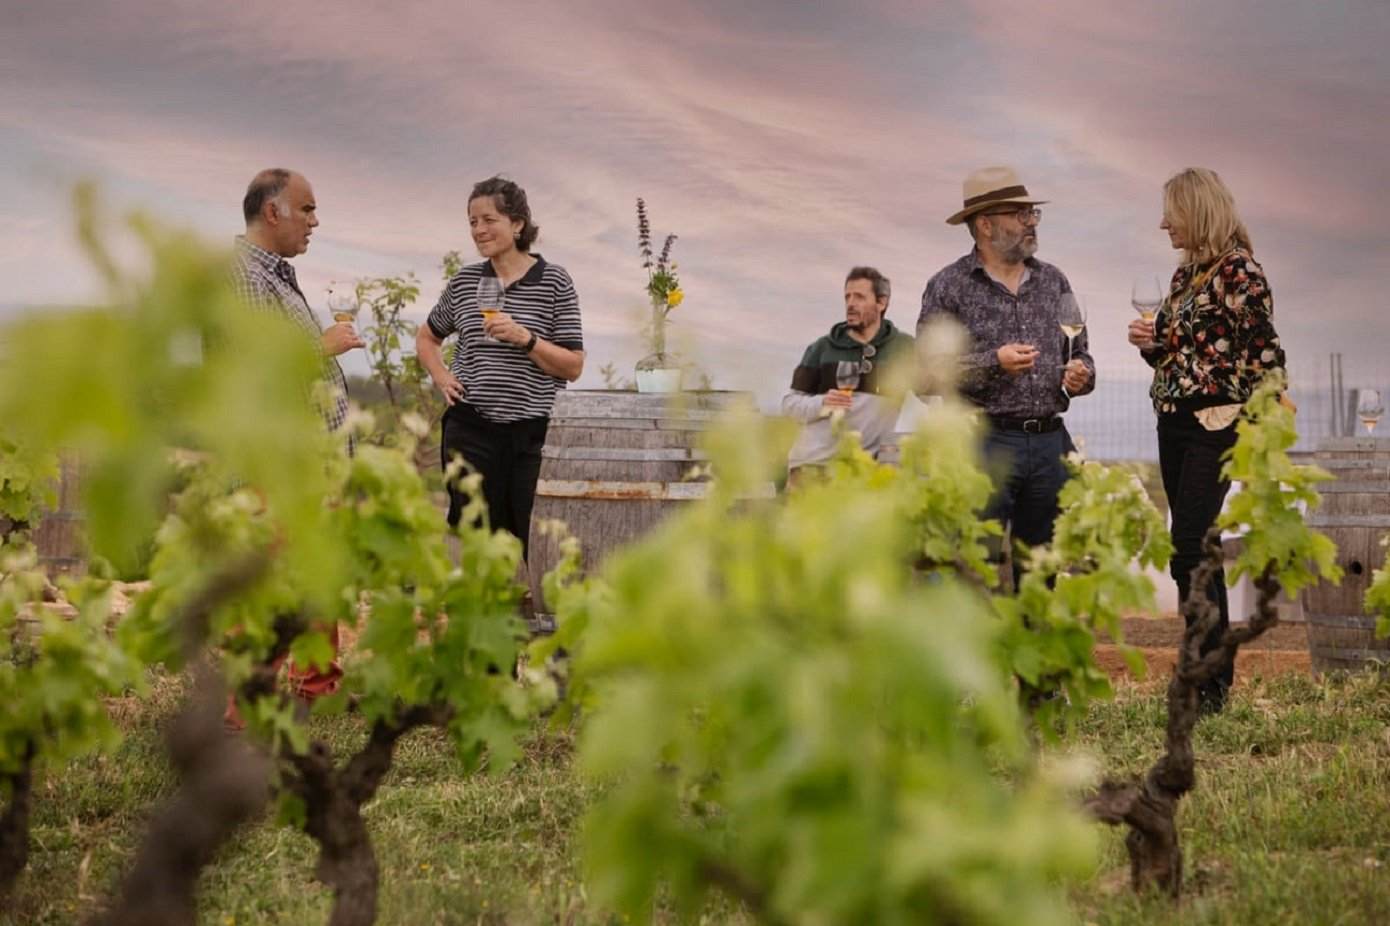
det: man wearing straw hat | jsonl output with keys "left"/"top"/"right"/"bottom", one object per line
{"left": 918, "top": 167, "right": 1094, "bottom": 581}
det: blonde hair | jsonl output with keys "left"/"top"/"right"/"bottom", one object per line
{"left": 1163, "top": 167, "right": 1253, "bottom": 265}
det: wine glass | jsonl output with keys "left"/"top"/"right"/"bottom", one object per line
{"left": 326, "top": 285, "right": 361, "bottom": 326}
{"left": 1357, "top": 389, "right": 1384, "bottom": 435}
{"left": 1057, "top": 293, "right": 1086, "bottom": 363}
{"left": 835, "top": 360, "right": 861, "bottom": 395}
{"left": 477, "top": 276, "right": 504, "bottom": 343}
{"left": 1131, "top": 276, "right": 1163, "bottom": 350}
{"left": 1131, "top": 276, "right": 1164, "bottom": 321}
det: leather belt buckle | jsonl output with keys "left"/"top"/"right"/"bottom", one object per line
{"left": 1022, "top": 418, "right": 1043, "bottom": 433}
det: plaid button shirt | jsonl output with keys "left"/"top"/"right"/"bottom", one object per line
{"left": 230, "top": 237, "right": 352, "bottom": 452}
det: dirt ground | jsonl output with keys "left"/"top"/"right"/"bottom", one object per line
{"left": 1097, "top": 611, "right": 1312, "bottom": 683}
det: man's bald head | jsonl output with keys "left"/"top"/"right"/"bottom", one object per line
{"left": 242, "top": 169, "right": 317, "bottom": 257}
{"left": 243, "top": 168, "right": 295, "bottom": 225}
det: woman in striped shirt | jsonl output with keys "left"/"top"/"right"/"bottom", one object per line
{"left": 416, "top": 176, "right": 585, "bottom": 562}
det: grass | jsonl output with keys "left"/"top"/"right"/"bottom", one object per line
{"left": 3, "top": 672, "right": 1388, "bottom": 925}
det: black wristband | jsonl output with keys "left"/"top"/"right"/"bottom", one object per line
{"left": 523, "top": 331, "right": 539, "bottom": 353}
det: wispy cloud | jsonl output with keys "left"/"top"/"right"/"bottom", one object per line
{"left": 1, "top": 0, "right": 1387, "bottom": 399}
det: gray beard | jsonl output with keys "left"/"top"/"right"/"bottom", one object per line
{"left": 993, "top": 229, "right": 1038, "bottom": 263}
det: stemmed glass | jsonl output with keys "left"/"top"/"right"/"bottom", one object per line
{"left": 1357, "top": 389, "right": 1384, "bottom": 435}
{"left": 835, "top": 360, "right": 861, "bottom": 394}
{"left": 477, "top": 276, "right": 504, "bottom": 343}
{"left": 1057, "top": 293, "right": 1086, "bottom": 363}
{"left": 1130, "top": 276, "right": 1164, "bottom": 351}
{"left": 326, "top": 285, "right": 361, "bottom": 326}
{"left": 1131, "top": 276, "right": 1164, "bottom": 321}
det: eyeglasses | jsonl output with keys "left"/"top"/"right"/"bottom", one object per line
{"left": 859, "top": 342, "right": 876, "bottom": 375}
{"left": 982, "top": 206, "right": 1042, "bottom": 225}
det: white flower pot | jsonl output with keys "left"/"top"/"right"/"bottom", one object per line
{"left": 635, "top": 368, "right": 683, "bottom": 394}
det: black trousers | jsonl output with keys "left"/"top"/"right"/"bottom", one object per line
{"left": 1157, "top": 412, "right": 1238, "bottom": 703}
{"left": 441, "top": 403, "right": 549, "bottom": 563}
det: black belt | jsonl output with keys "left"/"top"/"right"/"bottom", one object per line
{"left": 987, "top": 415, "right": 1063, "bottom": 433}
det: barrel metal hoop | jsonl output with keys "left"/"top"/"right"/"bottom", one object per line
{"left": 536, "top": 479, "right": 775, "bottom": 501}
{"left": 1305, "top": 514, "right": 1390, "bottom": 528}
{"left": 1304, "top": 613, "right": 1382, "bottom": 630}
{"left": 1311, "top": 647, "right": 1390, "bottom": 664}
{"left": 1318, "top": 481, "right": 1390, "bottom": 492}
{"left": 542, "top": 447, "right": 707, "bottom": 462}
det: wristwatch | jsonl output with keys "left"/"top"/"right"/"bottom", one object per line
{"left": 523, "top": 331, "right": 539, "bottom": 353}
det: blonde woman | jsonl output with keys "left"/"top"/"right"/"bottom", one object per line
{"left": 1128, "top": 167, "right": 1285, "bottom": 715}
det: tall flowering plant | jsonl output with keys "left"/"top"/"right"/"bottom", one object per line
{"left": 635, "top": 197, "right": 683, "bottom": 368}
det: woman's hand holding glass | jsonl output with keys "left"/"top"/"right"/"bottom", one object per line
{"left": 482, "top": 310, "right": 532, "bottom": 348}
{"left": 1128, "top": 317, "right": 1158, "bottom": 351}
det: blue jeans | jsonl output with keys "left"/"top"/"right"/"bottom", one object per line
{"left": 982, "top": 427, "right": 1072, "bottom": 583}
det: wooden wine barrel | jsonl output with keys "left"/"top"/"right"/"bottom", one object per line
{"left": 527, "top": 390, "right": 768, "bottom": 610}
{"left": 33, "top": 453, "right": 86, "bottom": 576}
{"left": 1301, "top": 439, "right": 1390, "bottom": 671}
{"left": 1309, "top": 437, "right": 1390, "bottom": 516}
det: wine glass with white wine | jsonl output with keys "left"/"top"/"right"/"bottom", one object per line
{"left": 835, "top": 360, "right": 861, "bottom": 394}
{"left": 1356, "top": 388, "right": 1384, "bottom": 435}
{"left": 1058, "top": 293, "right": 1086, "bottom": 363}
{"left": 326, "top": 285, "right": 362, "bottom": 327}
{"left": 1131, "top": 276, "right": 1164, "bottom": 350}
{"left": 477, "top": 276, "right": 504, "bottom": 343}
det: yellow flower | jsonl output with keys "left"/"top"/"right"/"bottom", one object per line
{"left": 666, "top": 288, "right": 684, "bottom": 309}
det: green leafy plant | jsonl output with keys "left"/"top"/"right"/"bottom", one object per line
{"left": 339, "top": 256, "right": 458, "bottom": 473}
{"left": 0, "top": 436, "right": 59, "bottom": 551}
{"left": 120, "top": 412, "right": 551, "bottom": 926}
{"left": 1088, "top": 372, "right": 1343, "bottom": 897}
{"left": 0, "top": 190, "right": 551, "bottom": 925}
{"left": 1001, "top": 456, "right": 1173, "bottom": 729}
{"left": 547, "top": 407, "right": 1097, "bottom": 925}
{"left": 808, "top": 398, "right": 1170, "bottom": 730}
{"left": 1367, "top": 539, "right": 1390, "bottom": 640}
{"left": 0, "top": 186, "right": 338, "bottom": 915}
{"left": 0, "top": 555, "right": 138, "bottom": 899}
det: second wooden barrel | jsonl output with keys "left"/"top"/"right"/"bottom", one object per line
{"left": 1310, "top": 436, "right": 1390, "bottom": 516}
{"left": 1301, "top": 437, "right": 1390, "bottom": 672}
{"left": 527, "top": 390, "right": 762, "bottom": 609}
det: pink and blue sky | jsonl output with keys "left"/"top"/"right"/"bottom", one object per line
{"left": 3, "top": 0, "right": 1387, "bottom": 410}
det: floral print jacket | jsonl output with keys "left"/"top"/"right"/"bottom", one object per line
{"left": 1143, "top": 248, "right": 1285, "bottom": 414}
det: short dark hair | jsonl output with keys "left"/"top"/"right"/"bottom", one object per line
{"left": 845, "top": 266, "right": 891, "bottom": 304}
{"left": 243, "top": 168, "right": 293, "bottom": 224}
{"left": 469, "top": 176, "right": 539, "bottom": 251}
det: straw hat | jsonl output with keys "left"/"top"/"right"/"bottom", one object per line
{"left": 945, "top": 166, "right": 1049, "bottom": 225}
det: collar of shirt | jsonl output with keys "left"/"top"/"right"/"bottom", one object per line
{"left": 235, "top": 236, "right": 302, "bottom": 289}
{"left": 478, "top": 254, "right": 549, "bottom": 289}
{"left": 967, "top": 247, "right": 1039, "bottom": 291}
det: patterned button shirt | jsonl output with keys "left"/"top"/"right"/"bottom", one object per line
{"left": 230, "top": 237, "right": 351, "bottom": 450}
{"left": 1143, "top": 248, "right": 1285, "bottom": 415}
{"left": 917, "top": 249, "right": 1095, "bottom": 418}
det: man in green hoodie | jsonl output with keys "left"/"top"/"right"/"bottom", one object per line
{"left": 782, "top": 266, "right": 916, "bottom": 482}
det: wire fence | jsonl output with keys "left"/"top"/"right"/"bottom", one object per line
{"left": 1063, "top": 357, "right": 1384, "bottom": 462}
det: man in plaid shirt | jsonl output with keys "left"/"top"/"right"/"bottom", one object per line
{"left": 230, "top": 168, "right": 362, "bottom": 452}
{"left": 226, "top": 169, "right": 362, "bottom": 719}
